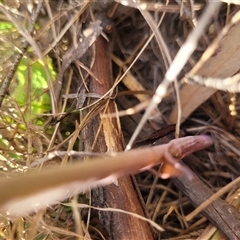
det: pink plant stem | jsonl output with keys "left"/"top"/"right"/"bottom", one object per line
{"left": 160, "top": 135, "right": 212, "bottom": 179}
{"left": 0, "top": 135, "right": 212, "bottom": 216}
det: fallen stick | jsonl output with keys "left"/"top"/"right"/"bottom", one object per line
{"left": 174, "top": 161, "right": 240, "bottom": 240}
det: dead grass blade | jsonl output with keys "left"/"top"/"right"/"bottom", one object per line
{"left": 185, "top": 176, "right": 240, "bottom": 222}
{"left": 111, "top": 54, "right": 162, "bottom": 121}
{"left": 42, "top": 1, "right": 91, "bottom": 56}
{"left": 64, "top": 203, "right": 165, "bottom": 232}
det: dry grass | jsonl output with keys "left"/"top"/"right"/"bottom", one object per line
{"left": 0, "top": 0, "right": 240, "bottom": 239}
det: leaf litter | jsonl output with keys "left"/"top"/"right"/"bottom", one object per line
{"left": 0, "top": 1, "right": 240, "bottom": 239}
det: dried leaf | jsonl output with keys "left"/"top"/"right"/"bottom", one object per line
{"left": 133, "top": 124, "right": 176, "bottom": 148}
{"left": 221, "top": 0, "right": 240, "bottom": 4}
{"left": 169, "top": 11, "right": 240, "bottom": 123}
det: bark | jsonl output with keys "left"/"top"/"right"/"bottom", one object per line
{"left": 83, "top": 35, "right": 154, "bottom": 239}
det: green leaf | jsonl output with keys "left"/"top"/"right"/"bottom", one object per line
{"left": 13, "top": 57, "right": 55, "bottom": 121}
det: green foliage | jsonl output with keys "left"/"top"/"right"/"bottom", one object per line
{"left": 0, "top": 20, "right": 55, "bottom": 123}
{"left": 0, "top": 21, "right": 15, "bottom": 33}
{"left": 14, "top": 57, "right": 55, "bottom": 122}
